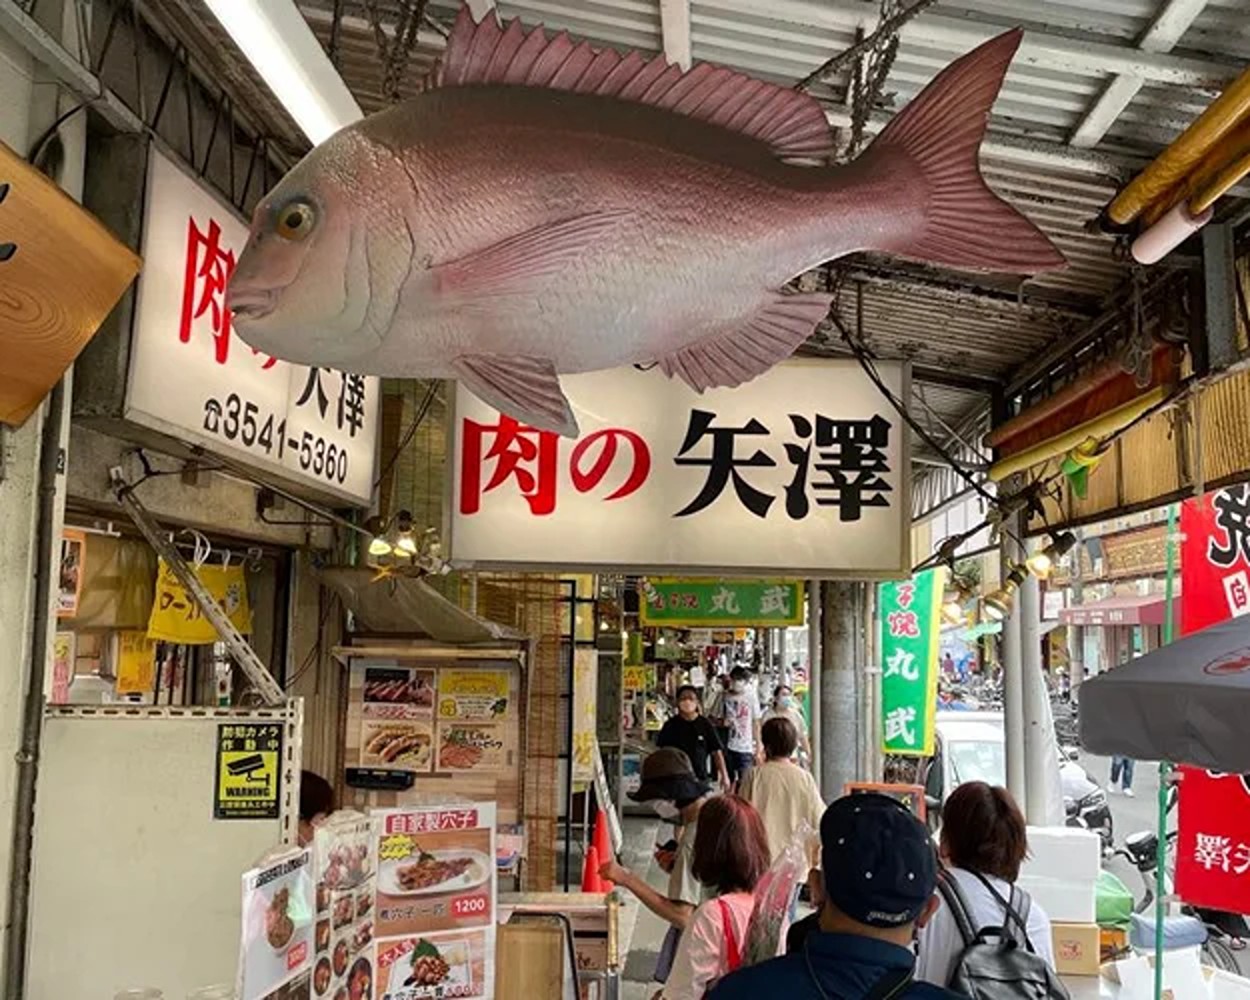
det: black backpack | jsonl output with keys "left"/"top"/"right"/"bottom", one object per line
{"left": 936, "top": 869, "right": 1070, "bottom": 1000}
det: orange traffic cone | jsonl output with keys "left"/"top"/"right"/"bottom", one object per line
{"left": 593, "top": 810, "right": 614, "bottom": 890}
{"left": 581, "top": 844, "right": 603, "bottom": 893}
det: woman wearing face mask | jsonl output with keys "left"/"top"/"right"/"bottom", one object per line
{"left": 601, "top": 748, "right": 715, "bottom": 986}
{"left": 761, "top": 685, "right": 812, "bottom": 764}
{"left": 659, "top": 795, "right": 771, "bottom": 1000}
{"left": 659, "top": 685, "right": 730, "bottom": 789}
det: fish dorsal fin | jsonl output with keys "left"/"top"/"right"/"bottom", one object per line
{"left": 436, "top": 6, "right": 834, "bottom": 161}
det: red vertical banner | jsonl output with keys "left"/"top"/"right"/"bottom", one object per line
{"left": 1175, "top": 770, "right": 1250, "bottom": 913}
{"left": 1177, "top": 484, "right": 1250, "bottom": 911}
{"left": 1180, "top": 485, "right": 1250, "bottom": 637}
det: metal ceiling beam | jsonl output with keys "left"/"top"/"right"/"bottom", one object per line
{"left": 659, "top": 0, "right": 692, "bottom": 71}
{"left": 1069, "top": 0, "right": 1211, "bottom": 149}
{"left": 716, "top": 0, "right": 1240, "bottom": 89}
{"left": 0, "top": 0, "right": 143, "bottom": 134}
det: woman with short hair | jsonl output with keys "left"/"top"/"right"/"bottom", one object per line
{"left": 739, "top": 717, "right": 825, "bottom": 865}
{"left": 916, "top": 781, "right": 1056, "bottom": 987}
{"left": 660, "top": 795, "right": 771, "bottom": 1000}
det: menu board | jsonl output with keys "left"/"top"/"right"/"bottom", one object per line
{"left": 238, "top": 849, "right": 315, "bottom": 1000}
{"left": 354, "top": 665, "right": 517, "bottom": 776}
{"left": 312, "top": 814, "right": 379, "bottom": 1000}
{"left": 373, "top": 804, "right": 497, "bottom": 999}
{"left": 437, "top": 670, "right": 510, "bottom": 721}
{"left": 360, "top": 666, "right": 436, "bottom": 773}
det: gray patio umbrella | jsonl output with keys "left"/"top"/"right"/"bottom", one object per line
{"left": 1078, "top": 614, "right": 1250, "bottom": 771}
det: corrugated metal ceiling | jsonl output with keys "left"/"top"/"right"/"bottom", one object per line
{"left": 164, "top": 0, "right": 1249, "bottom": 436}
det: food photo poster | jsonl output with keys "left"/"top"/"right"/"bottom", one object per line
{"left": 373, "top": 804, "right": 497, "bottom": 999}
{"left": 238, "top": 848, "right": 315, "bottom": 1000}
{"left": 311, "top": 815, "right": 379, "bottom": 1000}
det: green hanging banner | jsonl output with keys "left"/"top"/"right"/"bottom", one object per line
{"left": 879, "top": 568, "right": 945, "bottom": 757}
{"left": 639, "top": 578, "right": 805, "bottom": 626}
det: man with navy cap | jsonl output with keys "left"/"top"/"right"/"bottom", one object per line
{"left": 708, "top": 793, "right": 963, "bottom": 999}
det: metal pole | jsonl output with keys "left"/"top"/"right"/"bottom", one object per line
{"left": 1002, "top": 530, "right": 1027, "bottom": 807}
{"left": 779, "top": 626, "right": 789, "bottom": 689}
{"left": 820, "top": 581, "right": 860, "bottom": 800}
{"left": 865, "top": 582, "right": 882, "bottom": 784}
{"left": 1068, "top": 529, "right": 1085, "bottom": 698}
{"left": 1019, "top": 555, "right": 1049, "bottom": 823}
{"left": 4, "top": 377, "right": 66, "bottom": 1000}
{"left": 807, "top": 582, "right": 822, "bottom": 788}
{"left": 1155, "top": 503, "right": 1179, "bottom": 1000}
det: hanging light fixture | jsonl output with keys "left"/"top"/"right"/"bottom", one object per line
{"left": 362, "top": 515, "right": 393, "bottom": 558}
{"left": 984, "top": 563, "right": 1029, "bottom": 621}
{"left": 941, "top": 577, "right": 975, "bottom": 625}
{"left": 394, "top": 510, "right": 418, "bottom": 556}
{"left": 1026, "top": 531, "right": 1077, "bottom": 581}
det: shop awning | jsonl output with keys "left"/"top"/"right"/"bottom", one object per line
{"left": 317, "top": 568, "right": 526, "bottom": 644}
{"left": 1059, "top": 593, "right": 1178, "bottom": 628}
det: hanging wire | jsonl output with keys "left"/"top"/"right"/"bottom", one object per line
{"left": 373, "top": 379, "right": 440, "bottom": 491}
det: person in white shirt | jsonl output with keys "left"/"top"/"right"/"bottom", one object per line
{"left": 916, "top": 781, "right": 1056, "bottom": 988}
{"left": 740, "top": 717, "right": 824, "bottom": 865}
{"left": 720, "top": 668, "right": 762, "bottom": 787}
{"left": 761, "top": 684, "right": 812, "bottom": 764}
{"left": 661, "top": 794, "right": 771, "bottom": 1000}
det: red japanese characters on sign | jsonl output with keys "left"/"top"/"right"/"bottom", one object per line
{"left": 384, "top": 809, "right": 480, "bottom": 835}
{"left": 887, "top": 610, "right": 920, "bottom": 638}
{"left": 1181, "top": 485, "right": 1250, "bottom": 635}
{"left": 1176, "top": 769, "right": 1250, "bottom": 913}
{"left": 180, "top": 216, "right": 275, "bottom": 370}
{"left": 459, "top": 415, "right": 650, "bottom": 516}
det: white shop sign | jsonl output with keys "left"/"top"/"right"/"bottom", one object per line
{"left": 448, "top": 359, "right": 911, "bottom": 576}
{"left": 125, "top": 149, "right": 379, "bottom": 504}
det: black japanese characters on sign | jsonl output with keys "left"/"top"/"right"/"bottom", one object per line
{"left": 0, "top": 183, "right": 17, "bottom": 263}
{"left": 1209, "top": 484, "right": 1250, "bottom": 570}
{"left": 675, "top": 409, "right": 894, "bottom": 522}
{"left": 214, "top": 722, "right": 284, "bottom": 820}
{"left": 295, "top": 367, "right": 368, "bottom": 438}
{"left": 201, "top": 390, "right": 355, "bottom": 486}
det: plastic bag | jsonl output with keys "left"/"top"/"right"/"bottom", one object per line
{"left": 742, "top": 823, "right": 816, "bottom": 966}
{"left": 1095, "top": 869, "right": 1135, "bottom": 929}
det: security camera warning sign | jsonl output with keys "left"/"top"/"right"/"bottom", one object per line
{"left": 214, "top": 722, "right": 284, "bottom": 820}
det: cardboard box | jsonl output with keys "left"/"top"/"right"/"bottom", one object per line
{"left": 1053, "top": 922, "right": 1101, "bottom": 977}
{"left": 1099, "top": 926, "right": 1128, "bottom": 963}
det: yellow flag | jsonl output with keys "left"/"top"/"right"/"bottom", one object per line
{"left": 147, "top": 559, "right": 252, "bottom": 644}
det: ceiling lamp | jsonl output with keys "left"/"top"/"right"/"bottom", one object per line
{"left": 941, "top": 578, "right": 975, "bottom": 625}
{"left": 1026, "top": 532, "right": 1077, "bottom": 580}
{"left": 983, "top": 563, "right": 1029, "bottom": 621}
{"left": 202, "top": 0, "right": 362, "bottom": 145}
{"left": 363, "top": 515, "right": 392, "bottom": 557}
{"left": 394, "top": 510, "right": 418, "bottom": 556}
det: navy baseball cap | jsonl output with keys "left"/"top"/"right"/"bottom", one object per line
{"left": 820, "top": 793, "right": 937, "bottom": 928}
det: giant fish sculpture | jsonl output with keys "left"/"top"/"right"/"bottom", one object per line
{"left": 229, "top": 6, "right": 1063, "bottom": 436}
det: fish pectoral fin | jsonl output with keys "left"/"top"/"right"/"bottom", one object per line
{"left": 658, "top": 292, "right": 833, "bottom": 392}
{"left": 453, "top": 354, "right": 580, "bottom": 437}
{"left": 432, "top": 212, "right": 631, "bottom": 303}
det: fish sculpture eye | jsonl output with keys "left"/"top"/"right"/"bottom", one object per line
{"left": 274, "top": 200, "right": 315, "bottom": 242}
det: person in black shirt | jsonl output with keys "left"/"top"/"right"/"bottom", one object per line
{"left": 658, "top": 685, "right": 729, "bottom": 788}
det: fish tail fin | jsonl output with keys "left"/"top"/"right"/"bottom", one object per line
{"left": 857, "top": 29, "right": 1065, "bottom": 273}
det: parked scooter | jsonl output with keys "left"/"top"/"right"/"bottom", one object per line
{"left": 1110, "top": 829, "right": 1242, "bottom": 973}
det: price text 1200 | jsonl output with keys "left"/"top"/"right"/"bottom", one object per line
{"left": 203, "top": 395, "right": 349, "bottom": 484}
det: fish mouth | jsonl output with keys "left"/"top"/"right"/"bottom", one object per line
{"left": 227, "top": 286, "right": 276, "bottom": 322}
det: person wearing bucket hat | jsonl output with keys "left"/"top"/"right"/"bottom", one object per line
{"left": 709, "top": 793, "right": 961, "bottom": 999}
{"left": 601, "top": 748, "right": 716, "bottom": 984}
